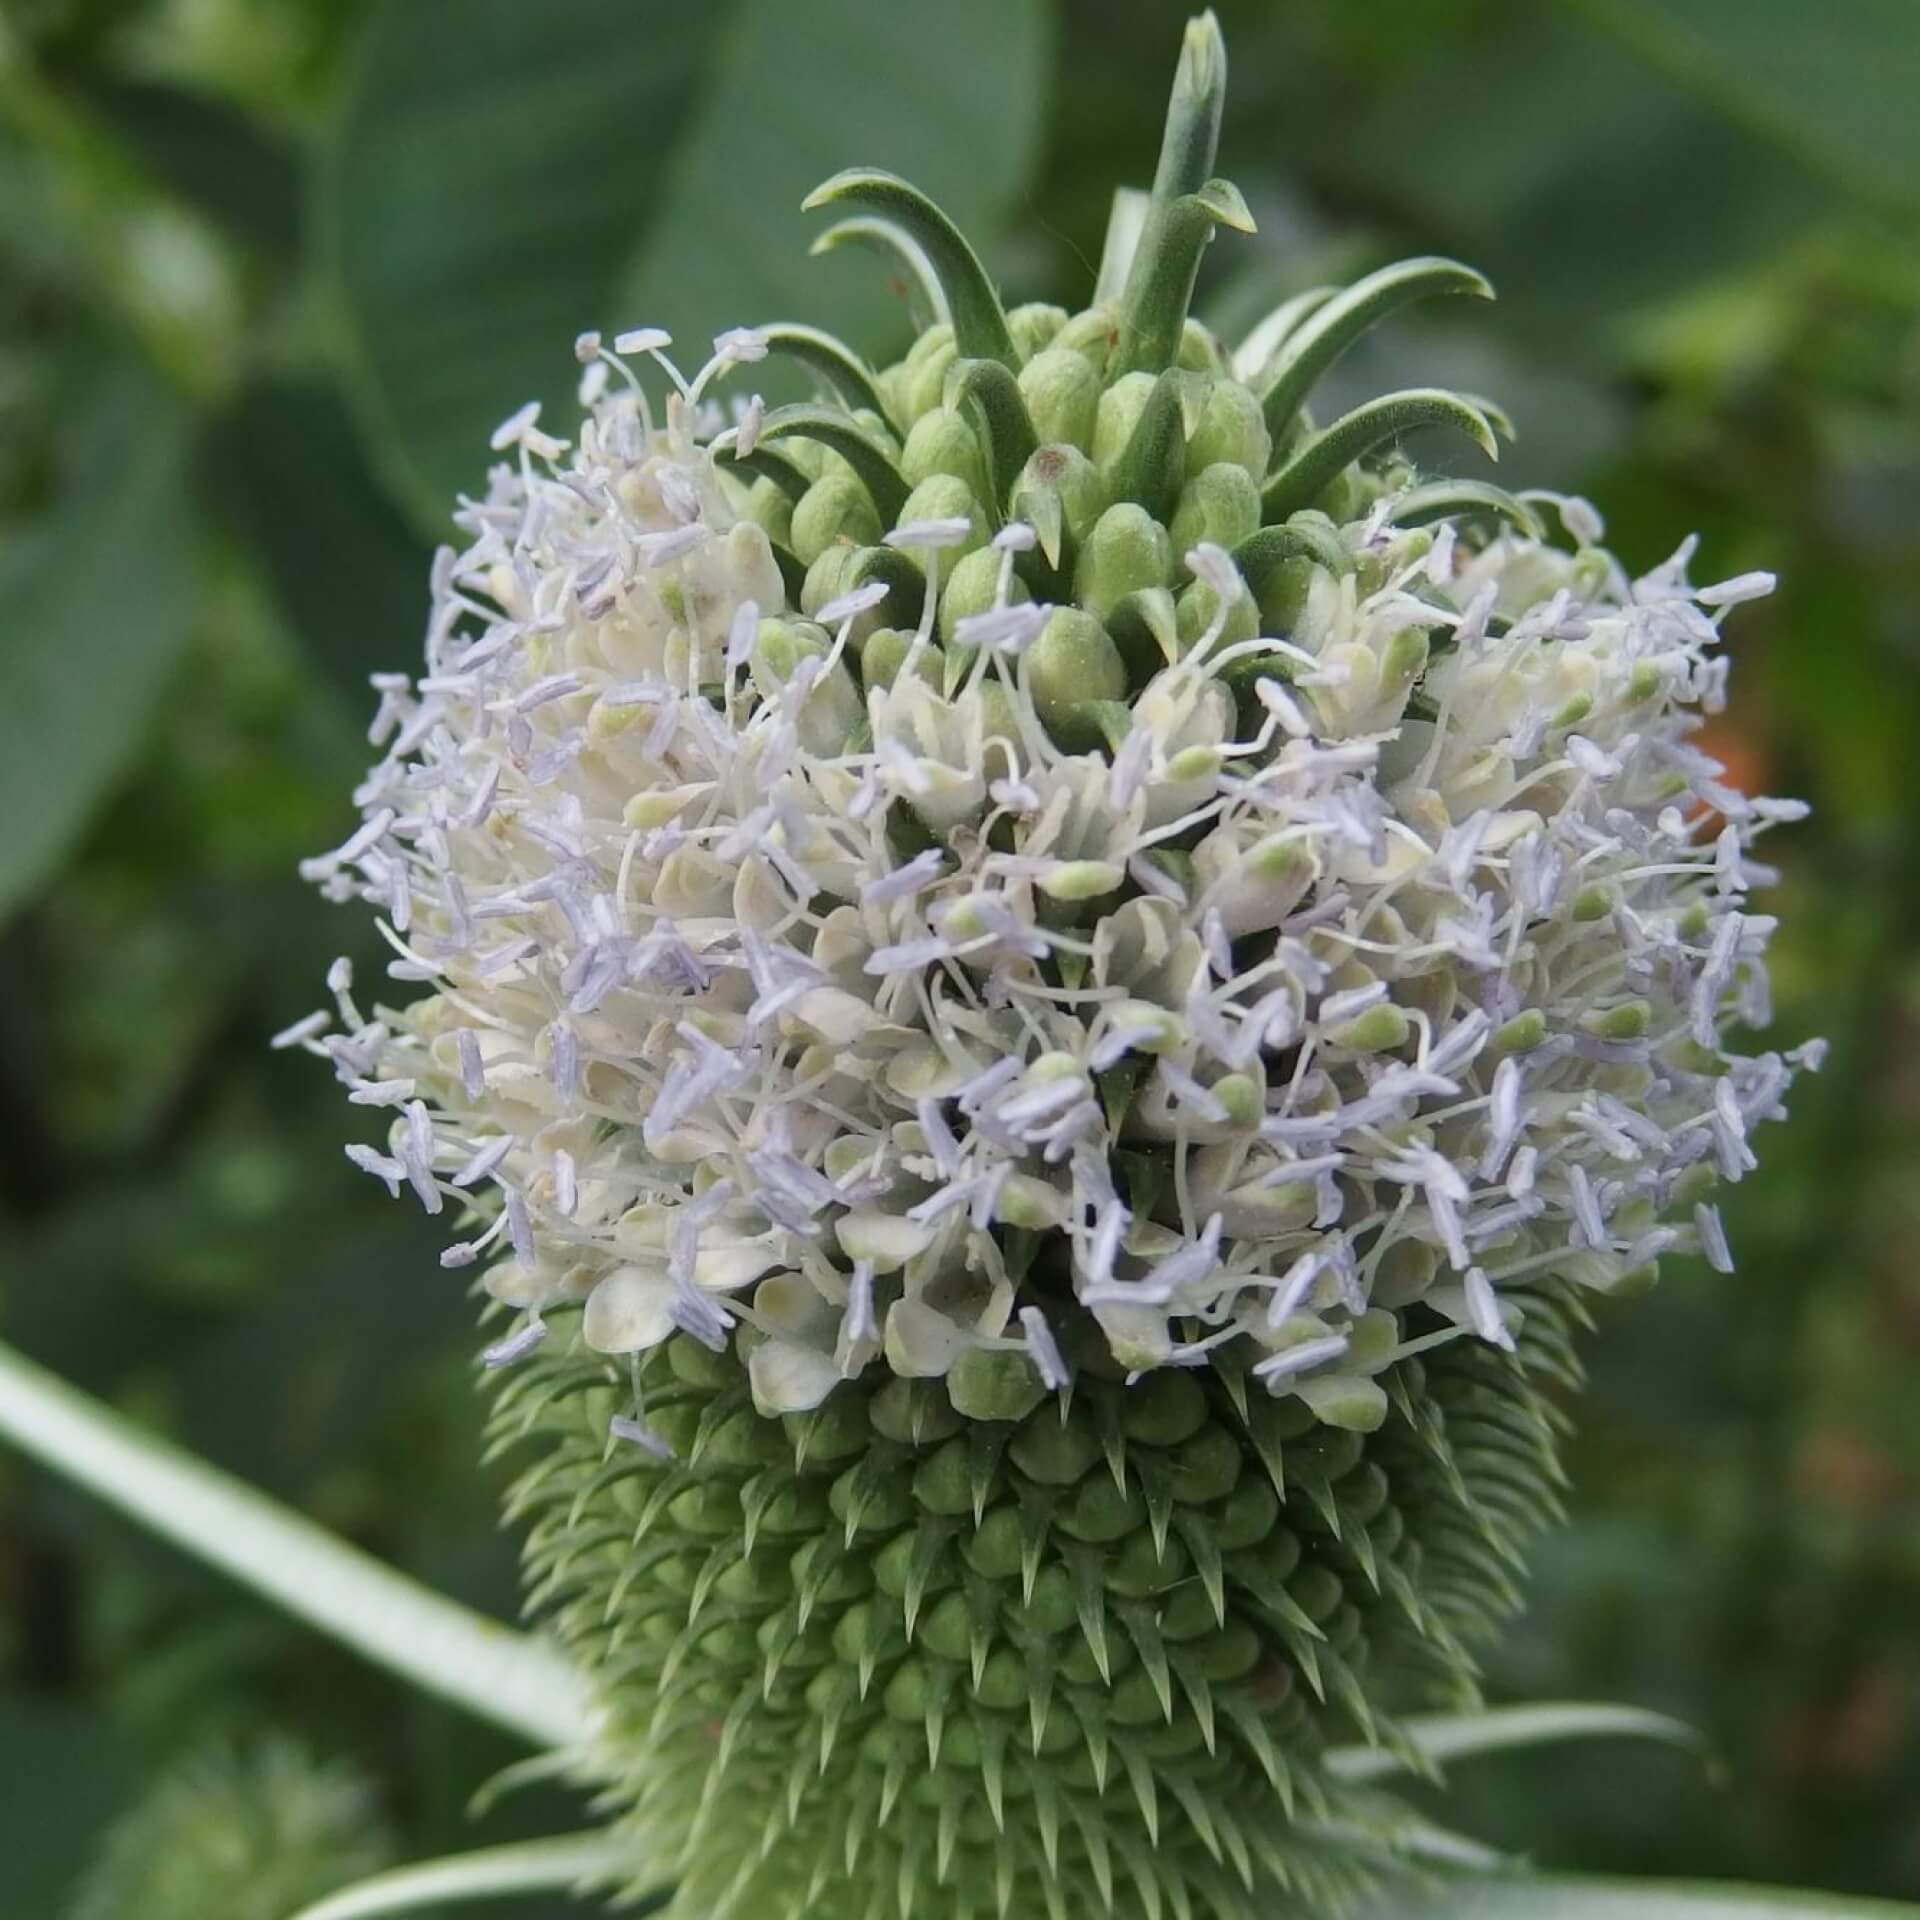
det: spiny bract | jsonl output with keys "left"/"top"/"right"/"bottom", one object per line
{"left": 292, "top": 13, "right": 1815, "bottom": 1917}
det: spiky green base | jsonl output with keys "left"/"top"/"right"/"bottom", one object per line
{"left": 490, "top": 1289, "right": 1582, "bottom": 1919}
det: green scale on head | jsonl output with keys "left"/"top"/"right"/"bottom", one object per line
{"left": 493, "top": 1288, "right": 1581, "bottom": 1919}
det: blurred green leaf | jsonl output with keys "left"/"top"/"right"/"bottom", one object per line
{"left": 321, "top": 0, "right": 724, "bottom": 526}
{"left": 606, "top": 0, "right": 1051, "bottom": 379}
{"left": 0, "top": 370, "right": 192, "bottom": 919}
{"left": 0, "top": 1700, "right": 140, "bottom": 1915}
{"left": 77, "top": 78, "right": 302, "bottom": 258}
{"left": 201, "top": 380, "right": 431, "bottom": 710}
{"left": 322, "top": 0, "right": 1052, "bottom": 528}
{"left": 1335, "top": 12, "right": 1827, "bottom": 350}
{"left": 1377, "top": 1878, "right": 1920, "bottom": 1917}
{"left": 1572, "top": 0, "right": 1920, "bottom": 212}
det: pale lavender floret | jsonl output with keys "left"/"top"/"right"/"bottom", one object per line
{"left": 481, "top": 1317, "right": 548, "bottom": 1368}
{"left": 1462, "top": 1266, "right": 1515, "bottom": 1351}
{"left": 1019, "top": 1307, "right": 1069, "bottom": 1391}
{"left": 1252, "top": 1334, "right": 1350, "bottom": 1383}
{"left": 270, "top": 1009, "right": 332, "bottom": 1050}
{"left": 610, "top": 1414, "right": 677, "bottom": 1461}
{"left": 1265, "top": 1250, "right": 1325, "bottom": 1327}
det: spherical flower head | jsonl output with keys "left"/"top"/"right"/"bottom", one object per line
{"left": 293, "top": 348, "right": 1807, "bottom": 1433}
{"left": 291, "top": 13, "right": 1814, "bottom": 1917}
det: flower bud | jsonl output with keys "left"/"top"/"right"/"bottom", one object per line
{"left": 901, "top": 325, "right": 957, "bottom": 420}
{"left": 1012, "top": 443, "right": 1108, "bottom": 567}
{"left": 791, "top": 471, "right": 881, "bottom": 565}
{"left": 1007, "top": 300, "right": 1070, "bottom": 358}
{"left": 1025, "top": 606, "right": 1127, "bottom": 731}
{"left": 901, "top": 406, "right": 988, "bottom": 498}
{"left": 750, "top": 616, "right": 862, "bottom": 753}
{"left": 1175, "top": 575, "right": 1259, "bottom": 651}
{"left": 861, "top": 625, "right": 941, "bottom": 692}
{"left": 1074, "top": 502, "right": 1174, "bottom": 618}
{"left": 1170, "top": 461, "right": 1262, "bottom": 561}
{"left": 1176, "top": 317, "right": 1232, "bottom": 375}
{"left": 938, "top": 545, "right": 1030, "bottom": 646}
{"left": 1017, "top": 346, "right": 1101, "bottom": 451}
{"left": 738, "top": 473, "right": 795, "bottom": 546}
{"left": 894, "top": 475, "right": 988, "bottom": 572}
{"left": 1186, "top": 373, "right": 1271, "bottom": 478}
{"left": 1052, "top": 304, "right": 1118, "bottom": 376}
{"left": 1091, "top": 370, "right": 1160, "bottom": 474}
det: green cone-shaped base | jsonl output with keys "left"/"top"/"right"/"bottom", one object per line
{"left": 490, "top": 1288, "right": 1583, "bottom": 1918}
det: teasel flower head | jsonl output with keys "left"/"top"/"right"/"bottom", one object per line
{"left": 292, "top": 13, "right": 1817, "bottom": 1915}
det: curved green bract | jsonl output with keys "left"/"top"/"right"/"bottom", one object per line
{"left": 757, "top": 403, "right": 912, "bottom": 522}
{"left": 1113, "top": 178, "right": 1256, "bottom": 376}
{"left": 1143, "top": 11, "right": 1228, "bottom": 212}
{"left": 1388, "top": 480, "right": 1544, "bottom": 541}
{"left": 1263, "top": 390, "right": 1499, "bottom": 520}
{"left": 1232, "top": 285, "right": 1337, "bottom": 382}
{"left": 809, "top": 216, "right": 951, "bottom": 328}
{"left": 1233, "top": 516, "right": 1357, "bottom": 596}
{"left": 805, "top": 168, "right": 1017, "bottom": 369}
{"left": 758, "top": 323, "right": 893, "bottom": 426}
{"left": 1257, "top": 258, "right": 1494, "bottom": 439}
{"left": 1114, "top": 11, "right": 1234, "bottom": 377}
{"left": 1460, "top": 390, "right": 1516, "bottom": 443}
{"left": 719, "top": 440, "right": 814, "bottom": 503}
{"left": 1108, "top": 586, "right": 1181, "bottom": 679}
{"left": 948, "top": 358, "right": 1040, "bottom": 514}
{"left": 848, "top": 544, "right": 929, "bottom": 624}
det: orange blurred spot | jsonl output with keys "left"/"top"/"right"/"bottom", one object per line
{"left": 1691, "top": 715, "right": 1769, "bottom": 828}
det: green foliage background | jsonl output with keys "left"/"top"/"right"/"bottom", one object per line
{"left": 0, "top": 0, "right": 1915, "bottom": 1912}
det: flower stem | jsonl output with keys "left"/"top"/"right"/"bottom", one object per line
{"left": 0, "top": 1338, "right": 596, "bottom": 1753}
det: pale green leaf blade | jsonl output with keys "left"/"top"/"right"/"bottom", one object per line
{"left": 616, "top": 0, "right": 1050, "bottom": 371}
{"left": 1571, "top": 0, "right": 1920, "bottom": 212}
{"left": 0, "top": 1339, "right": 596, "bottom": 1754}
{"left": 321, "top": 0, "right": 726, "bottom": 526}
{"left": 1093, "top": 186, "right": 1151, "bottom": 308}
{"left": 289, "top": 1836, "right": 636, "bottom": 1920}
{"left": 1325, "top": 1701, "right": 1706, "bottom": 1784}
{"left": 0, "top": 371, "right": 192, "bottom": 916}
{"left": 324, "top": 0, "right": 1051, "bottom": 529}
{"left": 200, "top": 379, "right": 433, "bottom": 709}
{"left": 1370, "top": 1875, "right": 1920, "bottom": 1918}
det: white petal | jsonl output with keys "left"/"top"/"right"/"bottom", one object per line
{"left": 583, "top": 1264, "right": 674, "bottom": 1354}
